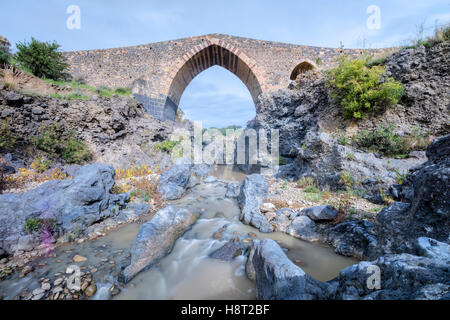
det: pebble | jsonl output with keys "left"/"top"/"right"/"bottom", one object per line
{"left": 32, "top": 288, "right": 45, "bottom": 296}
{"left": 41, "top": 282, "right": 51, "bottom": 291}
{"left": 54, "top": 278, "right": 64, "bottom": 286}
{"left": 84, "top": 284, "right": 97, "bottom": 297}
{"left": 72, "top": 255, "right": 88, "bottom": 262}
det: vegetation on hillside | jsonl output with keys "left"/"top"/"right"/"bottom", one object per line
{"left": 32, "top": 123, "right": 91, "bottom": 164}
{"left": 348, "top": 124, "right": 429, "bottom": 157}
{"left": 327, "top": 55, "right": 404, "bottom": 120}
{"left": 15, "top": 38, "right": 69, "bottom": 80}
{"left": 0, "top": 39, "right": 11, "bottom": 67}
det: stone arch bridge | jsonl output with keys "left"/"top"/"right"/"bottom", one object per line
{"left": 64, "top": 34, "right": 384, "bottom": 121}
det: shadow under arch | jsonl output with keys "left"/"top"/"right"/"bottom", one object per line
{"left": 162, "top": 39, "right": 263, "bottom": 121}
{"left": 289, "top": 60, "right": 317, "bottom": 80}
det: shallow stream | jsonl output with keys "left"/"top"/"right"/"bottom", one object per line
{"left": 0, "top": 165, "right": 357, "bottom": 300}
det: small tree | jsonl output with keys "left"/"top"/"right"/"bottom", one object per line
{"left": 327, "top": 56, "right": 404, "bottom": 119}
{"left": 0, "top": 36, "right": 11, "bottom": 66}
{"left": 15, "top": 37, "right": 69, "bottom": 80}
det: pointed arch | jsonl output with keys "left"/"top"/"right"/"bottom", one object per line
{"left": 160, "top": 38, "right": 264, "bottom": 120}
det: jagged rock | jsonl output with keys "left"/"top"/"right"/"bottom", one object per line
{"left": 158, "top": 164, "right": 191, "bottom": 200}
{"left": 225, "top": 181, "right": 240, "bottom": 198}
{"left": 209, "top": 240, "right": 242, "bottom": 261}
{"left": 302, "top": 205, "right": 338, "bottom": 221}
{"left": 332, "top": 247, "right": 450, "bottom": 300}
{"left": 286, "top": 215, "right": 319, "bottom": 242}
{"left": 237, "top": 174, "right": 273, "bottom": 233}
{"left": 247, "top": 239, "right": 330, "bottom": 299}
{"left": 415, "top": 237, "right": 450, "bottom": 259}
{"left": 0, "top": 163, "right": 130, "bottom": 254}
{"left": 191, "top": 164, "right": 212, "bottom": 178}
{"left": 120, "top": 205, "right": 198, "bottom": 282}
{"left": 323, "top": 220, "right": 378, "bottom": 260}
{"left": 377, "top": 134, "right": 450, "bottom": 254}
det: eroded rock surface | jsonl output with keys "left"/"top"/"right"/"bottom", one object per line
{"left": 120, "top": 205, "right": 198, "bottom": 282}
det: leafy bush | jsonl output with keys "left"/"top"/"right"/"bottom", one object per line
{"left": 353, "top": 124, "right": 409, "bottom": 157}
{"left": 30, "top": 157, "right": 52, "bottom": 173}
{"left": 327, "top": 56, "right": 404, "bottom": 119}
{"left": 15, "top": 38, "right": 69, "bottom": 80}
{"left": 24, "top": 217, "right": 42, "bottom": 234}
{"left": 304, "top": 185, "right": 319, "bottom": 193}
{"left": 153, "top": 140, "right": 179, "bottom": 153}
{"left": 32, "top": 123, "right": 91, "bottom": 164}
{"left": 0, "top": 118, "right": 16, "bottom": 151}
{"left": 0, "top": 39, "right": 11, "bottom": 66}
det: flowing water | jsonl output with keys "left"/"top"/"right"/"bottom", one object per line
{"left": 0, "top": 165, "right": 357, "bottom": 300}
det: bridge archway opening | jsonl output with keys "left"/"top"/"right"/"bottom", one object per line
{"left": 164, "top": 43, "right": 262, "bottom": 121}
{"left": 178, "top": 66, "right": 255, "bottom": 128}
{"left": 290, "top": 61, "right": 316, "bottom": 80}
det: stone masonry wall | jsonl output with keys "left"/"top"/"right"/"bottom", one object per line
{"left": 64, "top": 33, "right": 393, "bottom": 120}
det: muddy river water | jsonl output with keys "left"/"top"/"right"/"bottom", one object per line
{"left": 0, "top": 166, "right": 357, "bottom": 300}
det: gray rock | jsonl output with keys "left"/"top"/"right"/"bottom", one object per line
{"left": 323, "top": 220, "right": 378, "bottom": 260}
{"left": 158, "top": 164, "right": 192, "bottom": 200}
{"left": 191, "top": 164, "right": 212, "bottom": 179}
{"left": 120, "top": 205, "right": 198, "bottom": 282}
{"left": 15, "top": 235, "right": 39, "bottom": 252}
{"left": 225, "top": 181, "right": 240, "bottom": 198}
{"left": 302, "top": 205, "right": 338, "bottom": 221}
{"left": 286, "top": 215, "right": 320, "bottom": 242}
{"left": 204, "top": 176, "right": 217, "bottom": 183}
{"left": 332, "top": 251, "right": 450, "bottom": 300}
{"left": 209, "top": 240, "right": 242, "bottom": 261}
{"left": 247, "top": 239, "right": 330, "bottom": 299}
{"left": 414, "top": 237, "right": 450, "bottom": 259}
{"left": 237, "top": 174, "right": 273, "bottom": 233}
{"left": 0, "top": 163, "right": 130, "bottom": 254}
{"left": 186, "top": 175, "right": 200, "bottom": 189}
{"left": 377, "top": 134, "right": 450, "bottom": 254}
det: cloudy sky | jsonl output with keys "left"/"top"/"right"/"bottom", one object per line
{"left": 1, "top": 0, "right": 449, "bottom": 127}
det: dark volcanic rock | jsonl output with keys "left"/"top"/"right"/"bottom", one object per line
{"left": 0, "top": 163, "right": 134, "bottom": 254}
{"left": 237, "top": 174, "right": 273, "bottom": 233}
{"left": 376, "top": 134, "right": 450, "bottom": 254}
{"left": 247, "top": 239, "right": 331, "bottom": 299}
{"left": 323, "top": 220, "right": 378, "bottom": 260}
{"left": 209, "top": 240, "right": 242, "bottom": 261}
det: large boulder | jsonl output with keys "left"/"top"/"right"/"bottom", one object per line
{"left": 323, "top": 220, "right": 378, "bottom": 260}
{"left": 247, "top": 239, "right": 330, "bottom": 299}
{"left": 157, "top": 164, "right": 191, "bottom": 200}
{"left": 120, "top": 205, "right": 198, "bottom": 282}
{"left": 377, "top": 134, "right": 450, "bottom": 254}
{"left": 248, "top": 237, "right": 450, "bottom": 300}
{"left": 302, "top": 205, "right": 339, "bottom": 221}
{"left": 332, "top": 239, "right": 450, "bottom": 300}
{"left": 0, "top": 163, "right": 130, "bottom": 254}
{"left": 286, "top": 215, "right": 320, "bottom": 242}
{"left": 237, "top": 174, "right": 273, "bottom": 233}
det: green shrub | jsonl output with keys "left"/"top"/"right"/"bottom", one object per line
{"left": 30, "top": 156, "right": 53, "bottom": 173}
{"left": 297, "top": 176, "right": 315, "bottom": 188}
{"left": 32, "top": 124, "right": 91, "bottom": 164}
{"left": 24, "top": 217, "right": 42, "bottom": 234}
{"left": 304, "top": 185, "right": 319, "bottom": 193}
{"left": 327, "top": 56, "right": 404, "bottom": 119}
{"left": 66, "top": 92, "right": 89, "bottom": 100}
{"left": 279, "top": 156, "right": 286, "bottom": 165}
{"left": 0, "top": 40, "right": 11, "bottom": 66}
{"left": 0, "top": 118, "right": 16, "bottom": 151}
{"left": 15, "top": 38, "right": 69, "bottom": 80}
{"left": 62, "top": 131, "right": 91, "bottom": 163}
{"left": 153, "top": 140, "right": 179, "bottom": 153}
{"left": 365, "top": 56, "right": 387, "bottom": 67}
{"left": 24, "top": 217, "right": 57, "bottom": 234}
{"left": 353, "top": 124, "right": 409, "bottom": 157}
